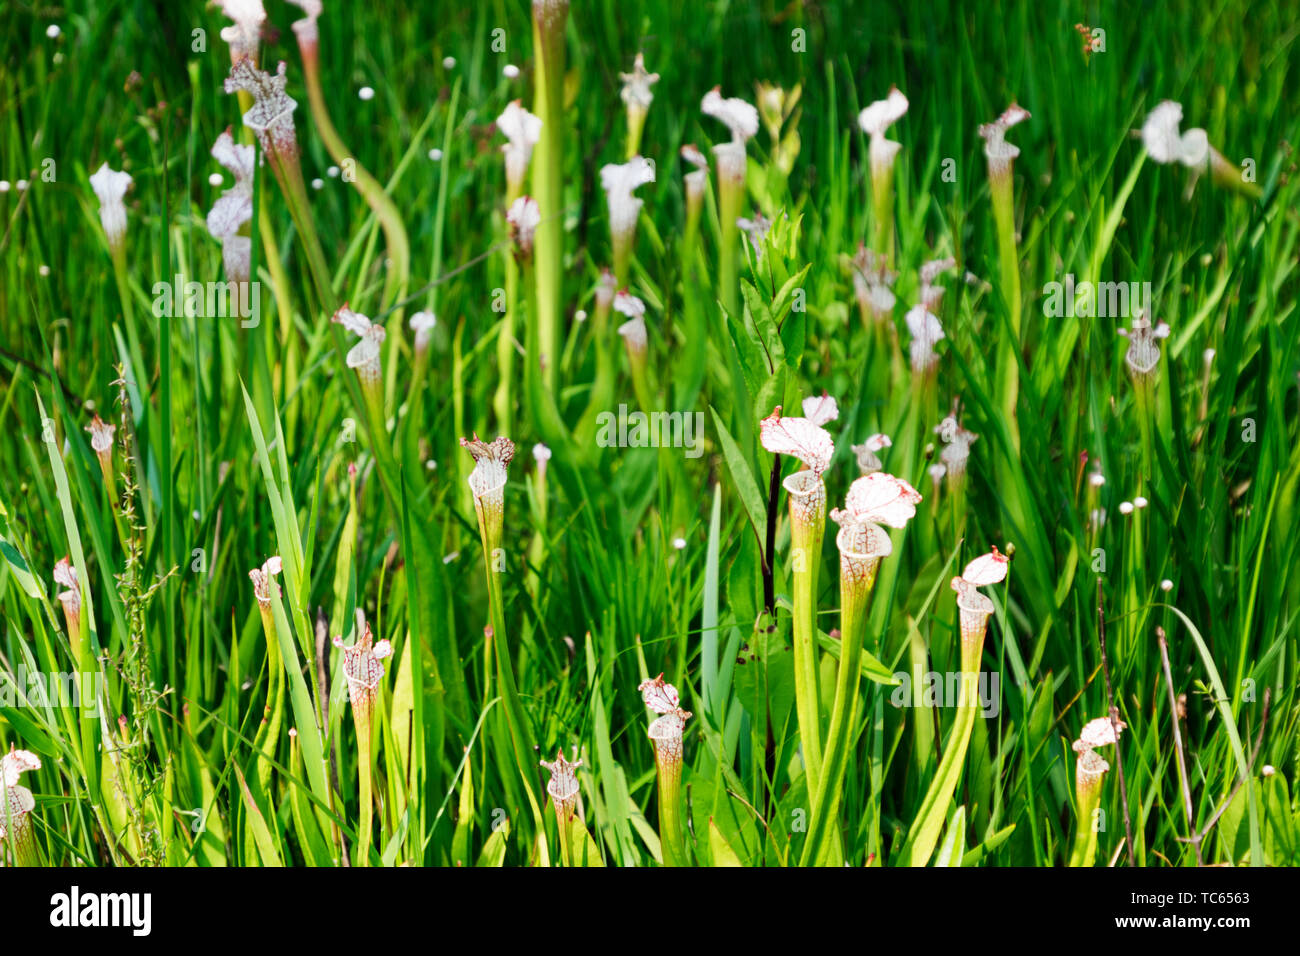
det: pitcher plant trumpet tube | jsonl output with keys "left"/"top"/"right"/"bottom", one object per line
{"left": 639, "top": 675, "right": 691, "bottom": 867}
{"left": 760, "top": 406, "right": 836, "bottom": 795}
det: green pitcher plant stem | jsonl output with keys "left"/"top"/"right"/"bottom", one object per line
{"left": 639, "top": 675, "right": 691, "bottom": 866}
{"left": 900, "top": 548, "right": 1008, "bottom": 865}
{"left": 801, "top": 516, "right": 890, "bottom": 865}
{"left": 461, "top": 435, "right": 550, "bottom": 865}
{"left": 291, "top": 8, "right": 410, "bottom": 316}
{"left": 333, "top": 612, "right": 392, "bottom": 867}
{"left": 531, "top": 0, "right": 569, "bottom": 396}
{"left": 785, "top": 469, "right": 826, "bottom": 794}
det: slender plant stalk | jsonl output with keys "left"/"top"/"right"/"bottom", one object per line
{"left": 785, "top": 471, "right": 825, "bottom": 798}
{"left": 1157, "top": 627, "right": 1202, "bottom": 865}
{"left": 251, "top": 606, "right": 284, "bottom": 797}
{"left": 898, "top": 583, "right": 996, "bottom": 865}
{"left": 494, "top": 254, "right": 520, "bottom": 433}
{"left": 871, "top": 164, "right": 895, "bottom": 268}
{"left": 465, "top": 429, "right": 550, "bottom": 866}
{"left": 716, "top": 161, "right": 743, "bottom": 317}
{"left": 801, "top": 523, "right": 882, "bottom": 865}
{"left": 989, "top": 170, "right": 1021, "bottom": 453}
{"left": 530, "top": 0, "right": 569, "bottom": 394}
{"left": 575, "top": 276, "right": 616, "bottom": 450}
{"left": 356, "top": 705, "right": 375, "bottom": 867}
{"left": 293, "top": 21, "right": 409, "bottom": 315}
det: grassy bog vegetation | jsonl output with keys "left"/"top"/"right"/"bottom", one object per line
{"left": 0, "top": 0, "right": 1297, "bottom": 870}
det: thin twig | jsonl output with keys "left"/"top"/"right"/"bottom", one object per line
{"left": 1190, "top": 688, "right": 1271, "bottom": 843}
{"left": 1096, "top": 579, "right": 1135, "bottom": 865}
{"left": 1157, "top": 625, "right": 1202, "bottom": 866}
{"left": 0, "top": 346, "right": 88, "bottom": 407}
{"left": 372, "top": 202, "right": 580, "bottom": 323}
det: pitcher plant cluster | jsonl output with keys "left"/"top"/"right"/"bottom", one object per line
{"left": 0, "top": 0, "right": 1292, "bottom": 872}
